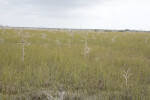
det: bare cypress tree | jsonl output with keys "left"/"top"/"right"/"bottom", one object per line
{"left": 82, "top": 32, "right": 91, "bottom": 58}
{"left": 18, "top": 31, "right": 30, "bottom": 62}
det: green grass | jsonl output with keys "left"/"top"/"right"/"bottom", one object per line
{"left": 0, "top": 29, "right": 150, "bottom": 100}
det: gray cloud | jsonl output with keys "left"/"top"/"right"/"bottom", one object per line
{"left": 0, "top": 0, "right": 150, "bottom": 30}
{"left": 2, "top": 0, "right": 105, "bottom": 11}
{"left": 0, "top": 0, "right": 109, "bottom": 18}
{"left": 8, "top": 0, "right": 102, "bottom": 7}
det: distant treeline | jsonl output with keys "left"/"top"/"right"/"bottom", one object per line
{"left": 0, "top": 25, "right": 150, "bottom": 33}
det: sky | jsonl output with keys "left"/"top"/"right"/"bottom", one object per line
{"left": 0, "top": 0, "right": 150, "bottom": 30}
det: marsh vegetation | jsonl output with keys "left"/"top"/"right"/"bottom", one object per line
{"left": 0, "top": 28, "right": 150, "bottom": 100}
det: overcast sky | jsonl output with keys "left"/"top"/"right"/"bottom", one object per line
{"left": 0, "top": 0, "right": 150, "bottom": 30}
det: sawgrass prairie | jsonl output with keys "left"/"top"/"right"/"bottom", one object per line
{"left": 0, "top": 29, "right": 150, "bottom": 100}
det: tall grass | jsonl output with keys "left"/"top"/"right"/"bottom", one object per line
{"left": 0, "top": 29, "right": 150, "bottom": 100}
